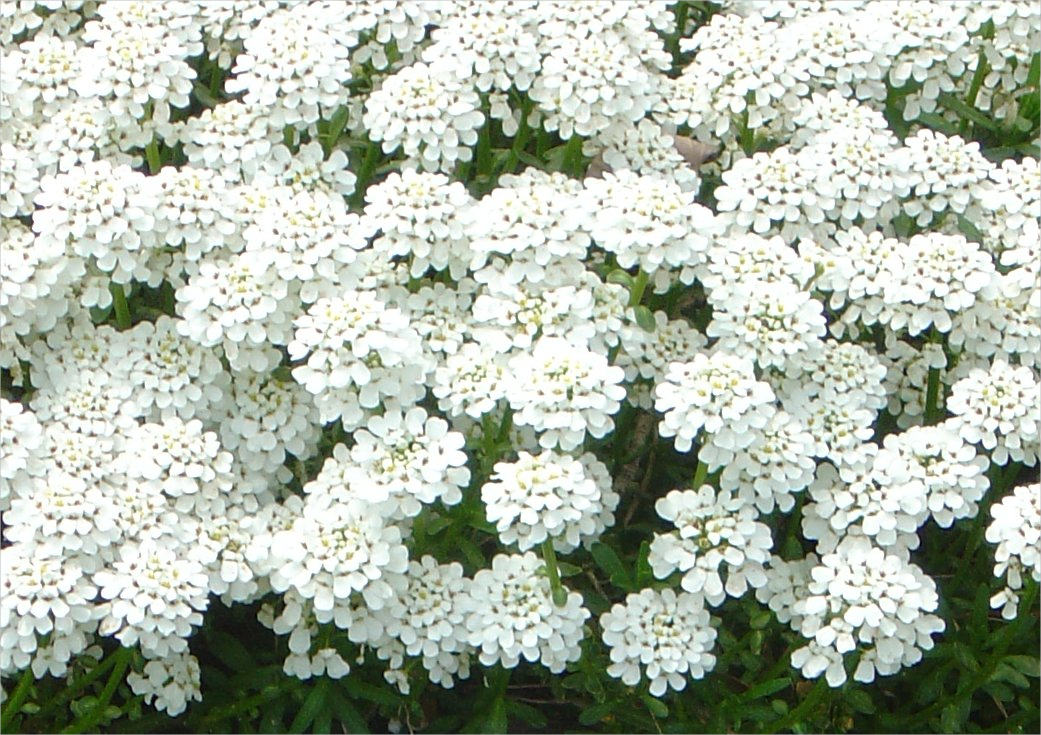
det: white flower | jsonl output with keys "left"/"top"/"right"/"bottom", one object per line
{"left": 580, "top": 170, "right": 720, "bottom": 275}
{"left": 363, "top": 61, "right": 484, "bottom": 173}
{"left": 0, "top": 543, "right": 98, "bottom": 677}
{"left": 654, "top": 351, "right": 776, "bottom": 456}
{"left": 780, "top": 340, "right": 889, "bottom": 413}
{"left": 802, "top": 447, "right": 928, "bottom": 551}
{"left": 482, "top": 450, "right": 618, "bottom": 553}
{"left": 706, "top": 280, "right": 826, "bottom": 370}
{"left": 364, "top": 169, "right": 474, "bottom": 280}
{"left": 714, "top": 146, "right": 835, "bottom": 244}
{"left": 895, "top": 130, "right": 994, "bottom": 225}
{"left": 119, "top": 417, "right": 234, "bottom": 518}
{"left": 0, "top": 398, "right": 46, "bottom": 511}
{"left": 506, "top": 336, "right": 626, "bottom": 451}
{"left": 463, "top": 170, "right": 590, "bottom": 287}
{"left": 307, "top": 405, "right": 468, "bottom": 521}
{"left": 947, "top": 360, "right": 1040, "bottom": 466}
{"left": 174, "top": 100, "right": 279, "bottom": 180}
{"left": 150, "top": 166, "right": 239, "bottom": 261}
{"left": 175, "top": 250, "right": 293, "bottom": 373}
{"left": 600, "top": 588, "right": 717, "bottom": 696}
{"left": 95, "top": 541, "right": 210, "bottom": 658}
{"left": 650, "top": 486, "right": 773, "bottom": 607}
{"left": 877, "top": 232, "right": 997, "bottom": 336}
{"left": 386, "top": 556, "right": 473, "bottom": 689}
{"left": 125, "top": 315, "right": 228, "bottom": 423}
{"left": 617, "top": 310, "right": 707, "bottom": 386}
{"left": 883, "top": 425, "right": 989, "bottom": 529}
{"left": 791, "top": 536, "right": 945, "bottom": 687}
{"left": 33, "top": 160, "right": 158, "bottom": 285}
{"left": 460, "top": 552, "right": 589, "bottom": 673}
{"left": 289, "top": 292, "right": 430, "bottom": 428}
{"left": 719, "top": 410, "right": 817, "bottom": 514}
{"left": 529, "top": 29, "right": 663, "bottom": 140}
{"left": 224, "top": 5, "right": 353, "bottom": 128}
{"left": 261, "top": 494, "right": 409, "bottom": 613}
{"left": 219, "top": 371, "right": 320, "bottom": 476}
{"left": 5, "top": 469, "right": 121, "bottom": 555}
{"left": 985, "top": 483, "right": 1041, "bottom": 619}
{"left": 127, "top": 652, "right": 202, "bottom": 716}
{"left": 432, "top": 343, "right": 511, "bottom": 419}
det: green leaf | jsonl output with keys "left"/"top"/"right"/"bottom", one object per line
{"left": 940, "top": 698, "right": 970, "bottom": 733}
{"left": 740, "top": 677, "right": 790, "bottom": 702}
{"left": 635, "top": 540, "right": 653, "bottom": 587}
{"left": 992, "top": 662, "right": 1031, "bottom": 689}
{"left": 606, "top": 269, "right": 635, "bottom": 288}
{"left": 749, "top": 610, "right": 772, "bottom": 631}
{"left": 289, "top": 680, "right": 329, "bottom": 733}
{"left": 937, "top": 93, "right": 1000, "bottom": 131}
{"left": 457, "top": 536, "right": 486, "bottom": 570}
{"left": 206, "top": 630, "right": 255, "bottom": 673}
{"left": 590, "top": 542, "right": 634, "bottom": 591}
{"left": 1004, "top": 655, "right": 1041, "bottom": 678}
{"left": 506, "top": 700, "right": 547, "bottom": 729}
{"left": 634, "top": 305, "right": 657, "bottom": 332}
{"left": 556, "top": 561, "right": 583, "bottom": 578}
{"left": 952, "top": 642, "right": 980, "bottom": 674}
{"left": 956, "top": 215, "right": 984, "bottom": 245}
{"left": 342, "top": 680, "right": 400, "bottom": 708}
{"left": 640, "top": 693, "right": 669, "bottom": 718}
{"left": 485, "top": 697, "right": 507, "bottom": 734}
{"left": 327, "top": 691, "right": 368, "bottom": 734}
{"left": 846, "top": 689, "right": 875, "bottom": 714}
{"left": 579, "top": 701, "right": 616, "bottom": 726}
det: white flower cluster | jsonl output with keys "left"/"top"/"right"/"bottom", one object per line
{"left": 1, "top": 0, "right": 1039, "bottom": 716}
{"left": 985, "top": 484, "right": 1041, "bottom": 620}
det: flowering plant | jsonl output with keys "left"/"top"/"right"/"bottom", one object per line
{"left": 1, "top": 1, "right": 1038, "bottom": 733}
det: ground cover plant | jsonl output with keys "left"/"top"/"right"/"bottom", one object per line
{"left": 0, "top": 0, "right": 1039, "bottom": 733}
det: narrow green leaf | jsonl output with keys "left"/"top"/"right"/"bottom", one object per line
{"left": 607, "top": 269, "right": 635, "bottom": 288}
{"left": 634, "top": 305, "right": 657, "bottom": 332}
{"left": 327, "top": 691, "right": 368, "bottom": 734}
{"left": 590, "top": 542, "right": 634, "bottom": 591}
{"left": 458, "top": 536, "right": 486, "bottom": 570}
{"left": 846, "top": 689, "right": 875, "bottom": 714}
{"left": 207, "top": 630, "right": 255, "bottom": 673}
{"left": 578, "top": 701, "right": 615, "bottom": 726}
{"left": 640, "top": 693, "right": 669, "bottom": 718}
{"left": 937, "top": 93, "right": 1000, "bottom": 131}
{"left": 740, "top": 677, "right": 790, "bottom": 702}
{"left": 343, "top": 680, "right": 400, "bottom": 708}
{"left": 485, "top": 697, "right": 507, "bottom": 734}
{"left": 506, "top": 700, "right": 547, "bottom": 729}
{"left": 1004, "top": 655, "right": 1041, "bottom": 678}
{"left": 289, "top": 680, "right": 329, "bottom": 733}
{"left": 635, "top": 540, "right": 653, "bottom": 587}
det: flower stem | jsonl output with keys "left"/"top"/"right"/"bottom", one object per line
{"left": 0, "top": 665, "right": 35, "bottom": 732}
{"left": 541, "top": 540, "right": 567, "bottom": 607}
{"left": 62, "top": 646, "right": 132, "bottom": 734}
{"left": 109, "top": 283, "right": 132, "bottom": 329}
{"left": 349, "top": 141, "right": 381, "bottom": 210}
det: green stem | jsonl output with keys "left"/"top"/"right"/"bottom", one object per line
{"left": 668, "top": 2, "right": 688, "bottom": 64}
{"left": 62, "top": 647, "right": 132, "bottom": 734}
{"left": 109, "top": 283, "right": 132, "bottom": 329}
{"left": 0, "top": 665, "right": 36, "bottom": 732}
{"left": 628, "top": 269, "right": 650, "bottom": 308}
{"left": 322, "top": 106, "right": 351, "bottom": 157}
{"left": 541, "top": 540, "right": 567, "bottom": 607}
{"left": 692, "top": 459, "right": 708, "bottom": 488}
